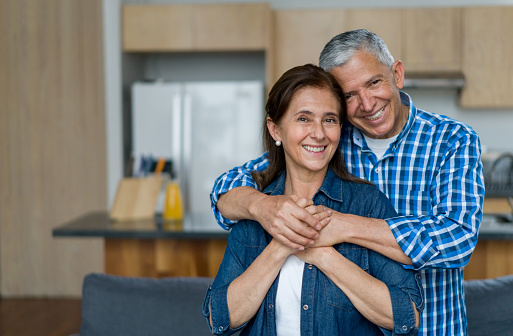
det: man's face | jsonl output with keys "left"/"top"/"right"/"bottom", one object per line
{"left": 329, "top": 51, "right": 408, "bottom": 139}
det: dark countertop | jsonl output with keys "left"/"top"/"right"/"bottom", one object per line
{"left": 53, "top": 212, "right": 513, "bottom": 241}
{"left": 52, "top": 211, "right": 229, "bottom": 239}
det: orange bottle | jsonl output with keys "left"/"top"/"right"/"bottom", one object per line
{"left": 163, "top": 181, "right": 183, "bottom": 221}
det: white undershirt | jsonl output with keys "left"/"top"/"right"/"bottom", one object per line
{"left": 275, "top": 255, "right": 305, "bottom": 336}
{"left": 363, "top": 134, "right": 398, "bottom": 160}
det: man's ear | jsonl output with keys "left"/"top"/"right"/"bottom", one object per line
{"left": 267, "top": 117, "right": 281, "bottom": 141}
{"left": 392, "top": 60, "right": 405, "bottom": 90}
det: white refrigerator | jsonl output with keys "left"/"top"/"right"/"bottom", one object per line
{"left": 131, "top": 80, "right": 264, "bottom": 227}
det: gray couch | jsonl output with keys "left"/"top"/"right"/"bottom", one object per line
{"left": 75, "top": 272, "right": 513, "bottom": 336}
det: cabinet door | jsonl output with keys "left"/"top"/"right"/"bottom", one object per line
{"left": 346, "top": 9, "right": 403, "bottom": 63}
{"left": 273, "top": 9, "right": 347, "bottom": 83}
{"left": 402, "top": 8, "right": 462, "bottom": 72}
{"left": 460, "top": 7, "right": 513, "bottom": 108}
{"left": 194, "top": 4, "right": 270, "bottom": 51}
{"left": 122, "top": 5, "right": 194, "bottom": 51}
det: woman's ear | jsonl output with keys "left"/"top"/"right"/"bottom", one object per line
{"left": 267, "top": 117, "right": 281, "bottom": 142}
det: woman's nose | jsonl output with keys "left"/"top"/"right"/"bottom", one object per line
{"left": 311, "top": 122, "right": 326, "bottom": 140}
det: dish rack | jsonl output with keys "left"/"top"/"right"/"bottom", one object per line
{"left": 484, "top": 153, "right": 513, "bottom": 198}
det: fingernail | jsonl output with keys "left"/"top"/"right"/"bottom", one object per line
{"left": 316, "top": 224, "right": 322, "bottom": 230}
{"left": 310, "top": 240, "right": 315, "bottom": 245}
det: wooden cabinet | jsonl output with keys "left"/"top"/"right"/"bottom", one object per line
{"left": 194, "top": 4, "right": 271, "bottom": 51}
{"left": 402, "top": 8, "right": 462, "bottom": 72}
{"left": 123, "top": 4, "right": 271, "bottom": 52}
{"left": 272, "top": 9, "right": 347, "bottom": 83}
{"left": 345, "top": 9, "right": 403, "bottom": 63}
{"left": 460, "top": 7, "right": 513, "bottom": 108}
{"left": 272, "top": 8, "right": 461, "bottom": 81}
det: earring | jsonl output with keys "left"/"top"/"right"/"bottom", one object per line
{"left": 275, "top": 140, "right": 281, "bottom": 146}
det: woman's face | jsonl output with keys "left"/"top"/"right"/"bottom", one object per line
{"left": 268, "top": 86, "right": 342, "bottom": 177}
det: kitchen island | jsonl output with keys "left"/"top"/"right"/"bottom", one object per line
{"left": 53, "top": 211, "right": 229, "bottom": 278}
{"left": 53, "top": 208, "right": 513, "bottom": 280}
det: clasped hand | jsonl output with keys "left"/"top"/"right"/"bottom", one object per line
{"left": 253, "top": 194, "right": 343, "bottom": 251}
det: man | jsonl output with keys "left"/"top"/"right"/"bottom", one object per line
{"left": 211, "top": 29, "right": 484, "bottom": 335}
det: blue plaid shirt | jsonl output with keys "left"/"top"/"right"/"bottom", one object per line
{"left": 210, "top": 91, "right": 485, "bottom": 335}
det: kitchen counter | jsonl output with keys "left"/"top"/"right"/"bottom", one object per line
{"left": 53, "top": 211, "right": 513, "bottom": 241}
{"left": 53, "top": 211, "right": 513, "bottom": 280}
{"left": 52, "top": 211, "right": 229, "bottom": 239}
{"left": 53, "top": 211, "right": 229, "bottom": 278}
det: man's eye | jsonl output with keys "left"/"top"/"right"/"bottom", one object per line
{"left": 345, "top": 93, "right": 353, "bottom": 99}
{"left": 371, "top": 79, "right": 380, "bottom": 85}
{"left": 298, "top": 117, "right": 308, "bottom": 122}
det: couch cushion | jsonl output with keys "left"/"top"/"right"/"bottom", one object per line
{"left": 80, "top": 273, "right": 213, "bottom": 336}
{"left": 464, "top": 275, "right": 513, "bottom": 336}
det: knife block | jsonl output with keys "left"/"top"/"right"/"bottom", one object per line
{"left": 109, "top": 177, "right": 164, "bottom": 221}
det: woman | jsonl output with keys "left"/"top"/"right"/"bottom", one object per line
{"left": 202, "top": 64, "right": 423, "bottom": 336}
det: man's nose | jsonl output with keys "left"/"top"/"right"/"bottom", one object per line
{"left": 358, "top": 90, "right": 375, "bottom": 111}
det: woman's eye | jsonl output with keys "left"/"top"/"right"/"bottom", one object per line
{"left": 345, "top": 93, "right": 353, "bottom": 99}
{"left": 371, "top": 79, "right": 380, "bottom": 85}
{"left": 298, "top": 116, "right": 308, "bottom": 122}
{"left": 325, "top": 118, "right": 339, "bottom": 124}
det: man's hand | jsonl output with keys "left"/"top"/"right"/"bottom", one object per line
{"left": 249, "top": 194, "right": 331, "bottom": 250}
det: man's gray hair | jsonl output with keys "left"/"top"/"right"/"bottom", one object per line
{"left": 319, "top": 29, "right": 395, "bottom": 72}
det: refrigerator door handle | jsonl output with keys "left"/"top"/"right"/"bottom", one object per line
{"left": 172, "top": 93, "right": 182, "bottom": 179}
{"left": 182, "top": 92, "right": 193, "bottom": 212}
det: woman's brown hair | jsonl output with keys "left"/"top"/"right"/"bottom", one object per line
{"left": 252, "top": 64, "right": 372, "bottom": 190}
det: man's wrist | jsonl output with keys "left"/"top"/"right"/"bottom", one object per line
{"left": 247, "top": 191, "right": 268, "bottom": 223}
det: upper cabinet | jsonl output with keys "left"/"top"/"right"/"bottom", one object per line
{"left": 460, "top": 7, "right": 513, "bottom": 108}
{"left": 272, "top": 9, "right": 347, "bottom": 83}
{"left": 401, "top": 8, "right": 462, "bottom": 72}
{"left": 122, "top": 4, "right": 513, "bottom": 108}
{"left": 122, "top": 4, "right": 271, "bottom": 52}
{"left": 272, "top": 8, "right": 461, "bottom": 81}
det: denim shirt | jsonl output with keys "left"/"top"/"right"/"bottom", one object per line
{"left": 202, "top": 169, "right": 424, "bottom": 336}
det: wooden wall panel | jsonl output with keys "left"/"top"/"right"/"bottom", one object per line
{"left": 0, "top": 0, "right": 106, "bottom": 297}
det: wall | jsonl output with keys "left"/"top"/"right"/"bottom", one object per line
{"left": 0, "top": 0, "right": 105, "bottom": 297}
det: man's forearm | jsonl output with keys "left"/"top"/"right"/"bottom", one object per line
{"left": 217, "top": 186, "right": 265, "bottom": 222}
{"left": 335, "top": 214, "right": 412, "bottom": 265}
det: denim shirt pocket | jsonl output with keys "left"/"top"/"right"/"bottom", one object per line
{"left": 324, "top": 244, "right": 369, "bottom": 311}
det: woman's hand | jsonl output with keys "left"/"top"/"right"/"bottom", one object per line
{"left": 295, "top": 245, "right": 335, "bottom": 266}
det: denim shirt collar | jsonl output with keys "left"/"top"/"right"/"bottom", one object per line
{"left": 262, "top": 168, "right": 343, "bottom": 203}
{"left": 351, "top": 90, "right": 417, "bottom": 153}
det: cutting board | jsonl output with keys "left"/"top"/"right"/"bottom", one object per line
{"left": 109, "top": 177, "right": 164, "bottom": 221}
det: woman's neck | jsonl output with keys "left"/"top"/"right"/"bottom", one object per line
{"left": 283, "top": 167, "right": 327, "bottom": 199}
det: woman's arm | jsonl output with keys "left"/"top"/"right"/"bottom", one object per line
{"left": 296, "top": 247, "right": 420, "bottom": 331}
{"left": 223, "top": 239, "right": 294, "bottom": 328}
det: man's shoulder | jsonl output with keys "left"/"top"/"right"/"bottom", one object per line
{"left": 414, "top": 108, "right": 479, "bottom": 139}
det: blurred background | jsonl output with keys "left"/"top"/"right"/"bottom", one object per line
{"left": 1, "top": 0, "right": 513, "bottom": 301}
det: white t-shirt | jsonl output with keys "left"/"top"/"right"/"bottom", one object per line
{"left": 363, "top": 134, "right": 398, "bottom": 160}
{"left": 275, "top": 255, "right": 305, "bottom": 336}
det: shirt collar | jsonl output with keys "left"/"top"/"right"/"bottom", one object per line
{"left": 262, "top": 168, "right": 343, "bottom": 203}
{"left": 350, "top": 91, "right": 417, "bottom": 152}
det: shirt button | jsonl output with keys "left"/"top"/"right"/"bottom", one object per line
{"left": 416, "top": 274, "right": 422, "bottom": 280}
{"left": 308, "top": 264, "right": 313, "bottom": 269}
{"left": 219, "top": 326, "right": 224, "bottom": 331}
{"left": 402, "top": 325, "right": 408, "bottom": 331}
{"left": 268, "top": 304, "right": 273, "bottom": 309}
{"left": 375, "top": 168, "right": 380, "bottom": 173}
{"left": 303, "top": 304, "right": 309, "bottom": 310}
